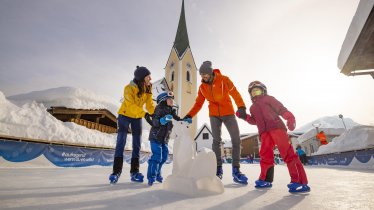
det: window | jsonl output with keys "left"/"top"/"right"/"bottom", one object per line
{"left": 186, "top": 71, "right": 190, "bottom": 82}
{"left": 186, "top": 63, "right": 191, "bottom": 82}
{"left": 171, "top": 71, "right": 174, "bottom": 82}
{"left": 203, "top": 133, "right": 209, "bottom": 140}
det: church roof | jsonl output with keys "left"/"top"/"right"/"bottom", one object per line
{"left": 173, "top": 0, "right": 190, "bottom": 58}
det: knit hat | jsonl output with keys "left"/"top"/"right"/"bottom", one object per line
{"left": 199, "top": 61, "right": 213, "bottom": 75}
{"left": 134, "top": 66, "right": 151, "bottom": 81}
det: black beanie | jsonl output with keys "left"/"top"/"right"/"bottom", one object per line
{"left": 134, "top": 66, "right": 151, "bottom": 81}
{"left": 199, "top": 61, "right": 213, "bottom": 75}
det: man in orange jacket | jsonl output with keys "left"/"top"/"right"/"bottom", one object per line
{"left": 183, "top": 61, "right": 248, "bottom": 184}
{"left": 316, "top": 131, "right": 328, "bottom": 145}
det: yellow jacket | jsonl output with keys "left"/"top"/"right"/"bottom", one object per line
{"left": 118, "top": 81, "right": 155, "bottom": 118}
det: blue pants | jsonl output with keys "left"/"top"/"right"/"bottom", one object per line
{"left": 114, "top": 115, "right": 142, "bottom": 158}
{"left": 147, "top": 140, "right": 169, "bottom": 180}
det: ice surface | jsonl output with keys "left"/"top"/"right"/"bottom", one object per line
{"left": 1, "top": 163, "right": 373, "bottom": 210}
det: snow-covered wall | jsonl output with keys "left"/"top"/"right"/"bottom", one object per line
{"left": 314, "top": 126, "right": 374, "bottom": 155}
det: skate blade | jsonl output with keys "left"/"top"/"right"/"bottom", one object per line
{"left": 289, "top": 187, "right": 310, "bottom": 193}
{"left": 233, "top": 179, "right": 248, "bottom": 185}
{"left": 131, "top": 179, "right": 144, "bottom": 183}
{"left": 255, "top": 184, "right": 272, "bottom": 189}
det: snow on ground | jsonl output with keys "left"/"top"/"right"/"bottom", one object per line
{"left": 0, "top": 163, "right": 373, "bottom": 210}
{"left": 314, "top": 126, "right": 374, "bottom": 155}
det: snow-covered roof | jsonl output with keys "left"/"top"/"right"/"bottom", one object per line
{"left": 194, "top": 123, "right": 212, "bottom": 140}
{"left": 240, "top": 133, "right": 258, "bottom": 140}
{"left": 7, "top": 86, "right": 120, "bottom": 115}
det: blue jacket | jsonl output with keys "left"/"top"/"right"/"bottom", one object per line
{"left": 296, "top": 148, "right": 306, "bottom": 156}
{"left": 148, "top": 102, "right": 181, "bottom": 144}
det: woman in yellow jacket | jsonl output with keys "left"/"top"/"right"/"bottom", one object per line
{"left": 109, "top": 66, "right": 155, "bottom": 184}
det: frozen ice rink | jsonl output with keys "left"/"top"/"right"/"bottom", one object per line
{"left": 1, "top": 163, "right": 373, "bottom": 210}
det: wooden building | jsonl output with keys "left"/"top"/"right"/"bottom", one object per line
{"left": 47, "top": 107, "right": 117, "bottom": 134}
{"left": 240, "top": 133, "right": 260, "bottom": 158}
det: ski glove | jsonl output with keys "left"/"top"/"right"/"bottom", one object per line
{"left": 182, "top": 115, "right": 192, "bottom": 124}
{"left": 236, "top": 106, "right": 247, "bottom": 120}
{"left": 160, "top": 114, "right": 173, "bottom": 125}
{"left": 281, "top": 111, "right": 296, "bottom": 131}
{"left": 144, "top": 112, "right": 153, "bottom": 126}
{"left": 236, "top": 112, "right": 254, "bottom": 124}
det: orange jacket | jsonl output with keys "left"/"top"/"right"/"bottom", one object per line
{"left": 316, "top": 132, "right": 327, "bottom": 145}
{"left": 187, "top": 69, "right": 245, "bottom": 117}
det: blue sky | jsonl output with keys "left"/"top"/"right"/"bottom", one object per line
{"left": 1, "top": 0, "right": 373, "bottom": 137}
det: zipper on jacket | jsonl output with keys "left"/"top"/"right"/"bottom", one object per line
{"left": 210, "top": 83, "right": 221, "bottom": 116}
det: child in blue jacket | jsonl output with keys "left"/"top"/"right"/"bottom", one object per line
{"left": 147, "top": 91, "right": 191, "bottom": 186}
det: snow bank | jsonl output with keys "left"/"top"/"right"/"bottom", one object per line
{"left": 0, "top": 89, "right": 156, "bottom": 151}
{"left": 294, "top": 115, "right": 360, "bottom": 134}
{"left": 0, "top": 91, "right": 117, "bottom": 148}
{"left": 7, "top": 86, "right": 120, "bottom": 115}
{"left": 314, "top": 126, "right": 374, "bottom": 155}
{"left": 297, "top": 128, "right": 346, "bottom": 144}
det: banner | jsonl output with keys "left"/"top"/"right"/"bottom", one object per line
{"left": 308, "top": 149, "right": 374, "bottom": 166}
{"left": 0, "top": 139, "right": 172, "bottom": 167}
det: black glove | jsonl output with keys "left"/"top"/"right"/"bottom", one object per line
{"left": 183, "top": 115, "right": 192, "bottom": 120}
{"left": 144, "top": 113, "right": 153, "bottom": 126}
{"left": 237, "top": 107, "right": 247, "bottom": 120}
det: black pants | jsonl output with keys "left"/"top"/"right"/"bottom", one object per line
{"left": 299, "top": 154, "right": 307, "bottom": 165}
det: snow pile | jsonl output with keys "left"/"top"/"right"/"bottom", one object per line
{"left": 297, "top": 128, "right": 346, "bottom": 144}
{"left": 7, "top": 87, "right": 120, "bottom": 115}
{"left": 0, "top": 90, "right": 117, "bottom": 148}
{"left": 0, "top": 88, "right": 156, "bottom": 151}
{"left": 314, "top": 126, "right": 374, "bottom": 155}
{"left": 164, "top": 122, "right": 224, "bottom": 196}
{"left": 294, "top": 116, "right": 359, "bottom": 134}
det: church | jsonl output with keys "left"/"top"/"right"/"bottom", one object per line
{"left": 153, "top": 0, "right": 198, "bottom": 138}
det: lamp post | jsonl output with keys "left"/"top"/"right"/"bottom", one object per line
{"left": 312, "top": 123, "right": 321, "bottom": 134}
{"left": 312, "top": 123, "right": 321, "bottom": 150}
{"left": 339, "top": 114, "right": 347, "bottom": 130}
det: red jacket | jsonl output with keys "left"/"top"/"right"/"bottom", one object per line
{"left": 187, "top": 69, "right": 245, "bottom": 117}
{"left": 247, "top": 95, "right": 291, "bottom": 135}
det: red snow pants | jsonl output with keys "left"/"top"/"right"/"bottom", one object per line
{"left": 259, "top": 129, "right": 308, "bottom": 184}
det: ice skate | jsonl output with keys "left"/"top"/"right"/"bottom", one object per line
{"left": 148, "top": 177, "right": 155, "bottom": 186}
{"left": 156, "top": 175, "right": 163, "bottom": 183}
{"left": 216, "top": 166, "right": 223, "bottom": 179}
{"left": 255, "top": 179, "right": 272, "bottom": 188}
{"left": 287, "top": 182, "right": 310, "bottom": 193}
{"left": 232, "top": 167, "right": 248, "bottom": 185}
{"left": 130, "top": 172, "right": 144, "bottom": 183}
{"left": 109, "top": 173, "right": 121, "bottom": 184}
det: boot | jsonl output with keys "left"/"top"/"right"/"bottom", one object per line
{"left": 109, "top": 157, "right": 123, "bottom": 184}
{"left": 232, "top": 167, "right": 248, "bottom": 185}
{"left": 265, "top": 166, "right": 274, "bottom": 183}
{"left": 216, "top": 166, "right": 223, "bottom": 179}
{"left": 130, "top": 158, "right": 144, "bottom": 182}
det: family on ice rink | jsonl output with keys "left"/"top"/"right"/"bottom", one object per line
{"left": 109, "top": 61, "right": 310, "bottom": 194}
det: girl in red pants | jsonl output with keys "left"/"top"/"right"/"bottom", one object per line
{"left": 236, "top": 81, "right": 310, "bottom": 193}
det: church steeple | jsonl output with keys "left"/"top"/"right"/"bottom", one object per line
{"left": 165, "top": 0, "right": 197, "bottom": 138}
{"left": 173, "top": 0, "right": 190, "bottom": 58}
